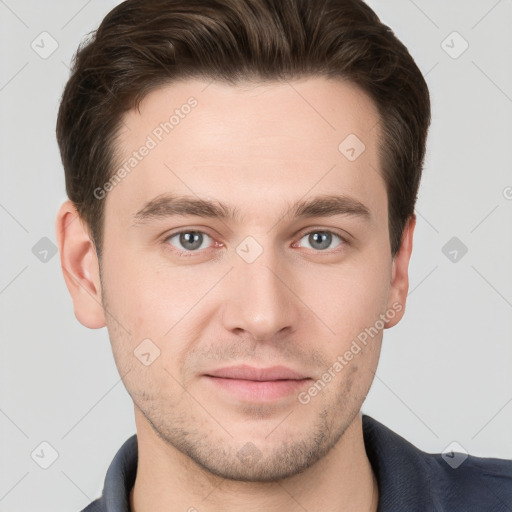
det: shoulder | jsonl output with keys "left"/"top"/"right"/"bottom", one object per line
{"left": 427, "top": 451, "right": 512, "bottom": 510}
{"left": 362, "top": 414, "right": 512, "bottom": 511}
{"left": 77, "top": 434, "right": 138, "bottom": 512}
{"left": 79, "top": 499, "right": 105, "bottom": 512}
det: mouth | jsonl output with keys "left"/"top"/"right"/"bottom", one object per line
{"left": 203, "top": 365, "right": 312, "bottom": 401}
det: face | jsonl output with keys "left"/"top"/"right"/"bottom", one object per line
{"left": 90, "top": 77, "right": 409, "bottom": 481}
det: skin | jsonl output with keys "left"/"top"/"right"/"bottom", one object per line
{"left": 56, "top": 77, "right": 415, "bottom": 512}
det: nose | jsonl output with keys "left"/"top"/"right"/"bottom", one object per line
{"left": 221, "top": 246, "right": 301, "bottom": 342}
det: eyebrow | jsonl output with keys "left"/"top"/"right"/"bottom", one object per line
{"left": 131, "top": 192, "right": 371, "bottom": 226}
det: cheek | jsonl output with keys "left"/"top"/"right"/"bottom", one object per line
{"left": 101, "top": 247, "right": 173, "bottom": 330}
{"left": 102, "top": 254, "right": 216, "bottom": 368}
{"left": 309, "top": 256, "right": 391, "bottom": 339}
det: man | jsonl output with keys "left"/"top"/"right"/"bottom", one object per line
{"left": 55, "top": 0, "right": 512, "bottom": 511}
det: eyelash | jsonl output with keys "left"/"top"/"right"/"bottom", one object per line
{"left": 162, "top": 228, "right": 349, "bottom": 257}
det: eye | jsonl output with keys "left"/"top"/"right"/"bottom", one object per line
{"left": 295, "top": 230, "right": 346, "bottom": 251}
{"left": 165, "top": 230, "right": 214, "bottom": 253}
{"left": 163, "top": 228, "right": 347, "bottom": 257}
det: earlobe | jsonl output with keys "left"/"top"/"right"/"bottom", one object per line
{"left": 385, "top": 214, "right": 416, "bottom": 329}
{"left": 55, "top": 200, "right": 106, "bottom": 329}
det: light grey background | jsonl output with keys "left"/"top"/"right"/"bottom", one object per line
{"left": 1, "top": 1, "right": 511, "bottom": 511}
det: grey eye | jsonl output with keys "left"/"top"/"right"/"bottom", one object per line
{"left": 299, "top": 231, "right": 343, "bottom": 251}
{"left": 167, "top": 231, "right": 211, "bottom": 252}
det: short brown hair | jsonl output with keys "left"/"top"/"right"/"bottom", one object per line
{"left": 56, "top": 0, "right": 430, "bottom": 259}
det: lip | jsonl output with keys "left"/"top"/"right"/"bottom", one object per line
{"left": 203, "top": 365, "right": 311, "bottom": 401}
{"left": 204, "top": 364, "right": 308, "bottom": 381}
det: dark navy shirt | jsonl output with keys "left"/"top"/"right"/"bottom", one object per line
{"left": 81, "top": 414, "right": 512, "bottom": 511}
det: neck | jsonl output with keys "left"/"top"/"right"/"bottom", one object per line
{"left": 129, "top": 410, "right": 378, "bottom": 512}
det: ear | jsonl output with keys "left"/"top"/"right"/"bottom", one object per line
{"left": 384, "top": 214, "right": 416, "bottom": 329}
{"left": 55, "top": 200, "right": 106, "bottom": 329}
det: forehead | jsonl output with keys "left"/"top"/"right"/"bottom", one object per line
{"left": 107, "top": 77, "right": 385, "bottom": 221}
